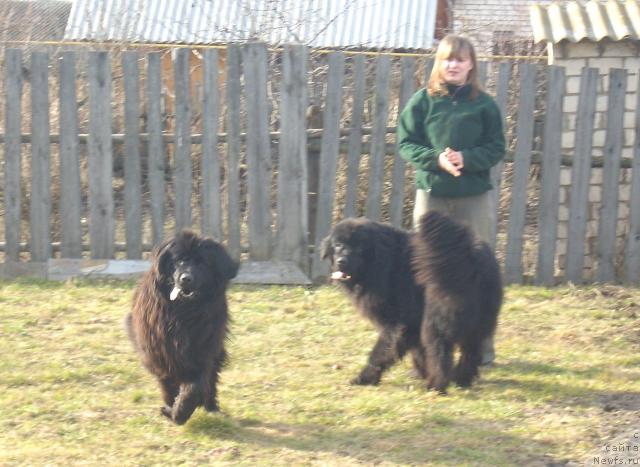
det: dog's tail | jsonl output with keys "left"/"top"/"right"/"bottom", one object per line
{"left": 411, "top": 210, "right": 485, "bottom": 294}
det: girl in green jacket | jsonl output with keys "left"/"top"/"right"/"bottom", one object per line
{"left": 397, "top": 34, "right": 505, "bottom": 365}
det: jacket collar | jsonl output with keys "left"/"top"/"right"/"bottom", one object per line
{"left": 446, "top": 83, "right": 472, "bottom": 100}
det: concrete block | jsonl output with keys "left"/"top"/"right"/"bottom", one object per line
{"left": 560, "top": 168, "right": 572, "bottom": 186}
{"left": 562, "top": 130, "right": 575, "bottom": 149}
{"left": 566, "top": 75, "right": 582, "bottom": 94}
{"left": 589, "top": 57, "right": 624, "bottom": 71}
{"left": 0, "top": 261, "right": 47, "bottom": 279}
{"left": 563, "top": 95, "right": 579, "bottom": 113}
{"left": 567, "top": 42, "right": 599, "bottom": 58}
{"left": 589, "top": 185, "right": 602, "bottom": 203}
{"left": 592, "top": 129, "right": 606, "bottom": 148}
{"left": 48, "top": 259, "right": 151, "bottom": 281}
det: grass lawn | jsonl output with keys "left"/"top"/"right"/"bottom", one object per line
{"left": 0, "top": 278, "right": 639, "bottom": 466}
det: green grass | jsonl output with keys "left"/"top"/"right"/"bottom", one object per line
{"left": 0, "top": 279, "right": 639, "bottom": 466}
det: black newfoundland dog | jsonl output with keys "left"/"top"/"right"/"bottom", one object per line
{"left": 126, "top": 230, "right": 238, "bottom": 424}
{"left": 412, "top": 211, "right": 502, "bottom": 393}
{"left": 321, "top": 218, "right": 428, "bottom": 385}
{"left": 322, "top": 211, "right": 502, "bottom": 393}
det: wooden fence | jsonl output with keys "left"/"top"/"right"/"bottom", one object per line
{"left": 1, "top": 43, "right": 639, "bottom": 285}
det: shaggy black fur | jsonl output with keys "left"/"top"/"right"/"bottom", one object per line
{"left": 321, "top": 218, "right": 428, "bottom": 385}
{"left": 412, "top": 210, "right": 503, "bottom": 393}
{"left": 126, "top": 230, "right": 238, "bottom": 424}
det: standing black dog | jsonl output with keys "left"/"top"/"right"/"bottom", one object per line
{"left": 412, "top": 211, "right": 503, "bottom": 393}
{"left": 126, "top": 230, "right": 238, "bottom": 424}
{"left": 321, "top": 218, "right": 428, "bottom": 385}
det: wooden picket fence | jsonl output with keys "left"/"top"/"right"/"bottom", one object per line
{"left": 1, "top": 43, "right": 639, "bottom": 285}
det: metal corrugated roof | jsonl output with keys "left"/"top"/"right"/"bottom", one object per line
{"left": 64, "top": 0, "right": 437, "bottom": 50}
{"left": 530, "top": 0, "right": 640, "bottom": 43}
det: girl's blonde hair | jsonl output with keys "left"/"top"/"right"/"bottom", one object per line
{"left": 427, "top": 34, "right": 481, "bottom": 99}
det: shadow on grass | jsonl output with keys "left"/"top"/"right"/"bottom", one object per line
{"left": 483, "top": 359, "right": 640, "bottom": 410}
{"left": 185, "top": 411, "right": 559, "bottom": 465}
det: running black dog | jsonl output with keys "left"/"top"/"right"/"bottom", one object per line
{"left": 126, "top": 230, "right": 238, "bottom": 424}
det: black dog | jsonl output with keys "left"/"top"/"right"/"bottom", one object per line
{"left": 412, "top": 211, "right": 502, "bottom": 393}
{"left": 321, "top": 218, "right": 428, "bottom": 385}
{"left": 126, "top": 230, "right": 238, "bottom": 424}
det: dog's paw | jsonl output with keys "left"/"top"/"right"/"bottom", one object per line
{"left": 160, "top": 405, "right": 173, "bottom": 419}
{"left": 350, "top": 372, "right": 380, "bottom": 386}
{"left": 426, "top": 378, "right": 448, "bottom": 395}
{"left": 204, "top": 400, "right": 219, "bottom": 412}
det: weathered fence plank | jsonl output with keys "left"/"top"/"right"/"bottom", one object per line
{"left": 4, "top": 49, "right": 23, "bottom": 261}
{"left": 596, "top": 68, "right": 627, "bottom": 283}
{"left": 243, "top": 42, "right": 273, "bottom": 260}
{"left": 123, "top": 51, "right": 143, "bottom": 259}
{"left": 389, "top": 56, "right": 416, "bottom": 228}
{"left": 311, "top": 52, "right": 345, "bottom": 279}
{"left": 424, "top": 58, "right": 434, "bottom": 83}
{"left": 225, "top": 45, "right": 242, "bottom": 260}
{"left": 201, "top": 49, "right": 222, "bottom": 241}
{"left": 146, "top": 52, "right": 165, "bottom": 246}
{"left": 276, "top": 44, "right": 309, "bottom": 272}
{"left": 88, "top": 51, "right": 115, "bottom": 259}
{"left": 225, "top": 44, "right": 241, "bottom": 260}
{"left": 565, "top": 67, "right": 599, "bottom": 284}
{"left": 504, "top": 62, "right": 538, "bottom": 284}
{"left": 59, "top": 52, "right": 82, "bottom": 258}
{"left": 174, "top": 48, "right": 192, "bottom": 232}
{"left": 365, "top": 55, "right": 391, "bottom": 221}
{"left": 29, "top": 52, "right": 51, "bottom": 262}
{"left": 488, "top": 62, "right": 511, "bottom": 251}
{"left": 478, "top": 60, "right": 488, "bottom": 85}
{"left": 535, "top": 65, "right": 565, "bottom": 286}
{"left": 627, "top": 72, "right": 640, "bottom": 285}
{"left": 343, "top": 54, "right": 365, "bottom": 219}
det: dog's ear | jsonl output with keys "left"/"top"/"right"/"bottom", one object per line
{"left": 202, "top": 239, "right": 239, "bottom": 281}
{"left": 152, "top": 239, "right": 174, "bottom": 277}
{"left": 320, "top": 235, "right": 333, "bottom": 261}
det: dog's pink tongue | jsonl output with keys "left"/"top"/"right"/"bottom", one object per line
{"left": 170, "top": 286, "right": 181, "bottom": 301}
{"left": 331, "top": 271, "right": 346, "bottom": 280}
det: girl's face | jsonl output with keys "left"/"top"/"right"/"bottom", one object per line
{"left": 441, "top": 54, "right": 473, "bottom": 85}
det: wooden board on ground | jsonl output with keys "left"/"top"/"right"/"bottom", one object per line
{"left": 42, "top": 260, "right": 311, "bottom": 285}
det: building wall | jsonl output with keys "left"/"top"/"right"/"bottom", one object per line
{"left": 551, "top": 40, "right": 639, "bottom": 280}
{"left": 451, "top": 0, "right": 535, "bottom": 56}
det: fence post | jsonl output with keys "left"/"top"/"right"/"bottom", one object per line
{"left": 535, "top": 65, "right": 565, "bottom": 286}
{"left": 243, "top": 42, "right": 273, "bottom": 260}
{"left": 146, "top": 52, "right": 166, "bottom": 247}
{"left": 123, "top": 51, "right": 143, "bottom": 259}
{"left": 225, "top": 44, "right": 242, "bottom": 261}
{"left": 88, "top": 51, "right": 115, "bottom": 259}
{"left": 59, "top": 51, "right": 82, "bottom": 258}
{"left": 596, "top": 68, "right": 627, "bottom": 283}
{"left": 311, "top": 52, "right": 345, "bottom": 280}
{"left": 504, "top": 62, "right": 537, "bottom": 284}
{"left": 565, "top": 67, "right": 599, "bottom": 284}
{"left": 307, "top": 105, "right": 323, "bottom": 248}
{"left": 626, "top": 72, "right": 640, "bottom": 285}
{"left": 276, "top": 44, "right": 309, "bottom": 272}
{"left": 30, "top": 51, "right": 52, "bottom": 262}
{"left": 201, "top": 49, "right": 222, "bottom": 241}
{"left": 4, "top": 49, "right": 23, "bottom": 262}
{"left": 174, "top": 48, "right": 192, "bottom": 233}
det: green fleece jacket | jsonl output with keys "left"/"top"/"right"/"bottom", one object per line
{"left": 397, "top": 85, "right": 505, "bottom": 197}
